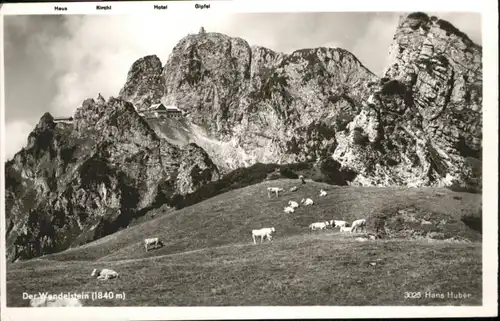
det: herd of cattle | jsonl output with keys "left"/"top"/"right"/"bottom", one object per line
{"left": 252, "top": 182, "right": 371, "bottom": 245}
{"left": 29, "top": 176, "right": 377, "bottom": 307}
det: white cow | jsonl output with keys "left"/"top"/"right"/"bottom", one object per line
{"left": 340, "top": 226, "right": 353, "bottom": 232}
{"left": 144, "top": 237, "right": 163, "bottom": 251}
{"left": 252, "top": 227, "right": 275, "bottom": 244}
{"left": 91, "top": 268, "right": 119, "bottom": 280}
{"left": 30, "top": 296, "right": 83, "bottom": 307}
{"left": 309, "top": 222, "right": 328, "bottom": 230}
{"left": 301, "top": 198, "right": 314, "bottom": 206}
{"left": 288, "top": 200, "right": 299, "bottom": 209}
{"left": 267, "top": 187, "right": 284, "bottom": 198}
{"left": 332, "top": 220, "right": 348, "bottom": 228}
{"left": 319, "top": 189, "right": 327, "bottom": 197}
{"left": 290, "top": 186, "right": 298, "bottom": 192}
{"left": 351, "top": 219, "right": 367, "bottom": 233}
{"left": 284, "top": 206, "right": 295, "bottom": 214}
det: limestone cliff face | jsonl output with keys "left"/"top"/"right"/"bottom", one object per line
{"left": 157, "top": 32, "right": 377, "bottom": 171}
{"left": 5, "top": 96, "right": 220, "bottom": 262}
{"left": 119, "top": 13, "right": 481, "bottom": 189}
{"left": 119, "top": 55, "right": 165, "bottom": 110}
{"left": 334, "top": 13, "right": 482, "bottom": 188}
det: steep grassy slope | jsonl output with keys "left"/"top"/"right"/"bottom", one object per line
{"left": 6, "top": 181, "right": 482, "bottom": 306}
{"left": 7, "top": 233, "right": 481, "bottom": 306}
{"left": 32, "top": 180, "right": 481, "bottom": 262}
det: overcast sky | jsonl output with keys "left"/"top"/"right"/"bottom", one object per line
{"left": 2, "top": 12, "right": 481, "bottom": 161}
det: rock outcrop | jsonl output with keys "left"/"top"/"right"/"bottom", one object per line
{"left": 155, "top": 33, "right": 378, "bottom": 171}
{"left": 120, "top": 13, "right": 481, "bottom": 189}
{"left": 334, "top": 13, "right": 482, "bottom": 187}
{"left": 119, "top": 55, "right": 165, "bottom": 110}
{"left": 5, "top": 95, "right": 220, "bottom": 262}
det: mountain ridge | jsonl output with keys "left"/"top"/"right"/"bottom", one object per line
{"left": 4, "top": 12, "right": 482, "bottom": 261}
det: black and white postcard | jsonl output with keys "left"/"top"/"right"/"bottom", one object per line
{"left": 0, "top": 0, "right": 497, "bottom": 320}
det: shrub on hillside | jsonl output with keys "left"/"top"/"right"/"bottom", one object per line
{"left": 334, "top": 111, "right": 353, "bottom": 132}
{"left": 406, "top": 12, "right": 430, "bottom": 30}
{"left": 407, "top": 12, "right": 430, "bottom": 22}
{"left": 460, "top": 211, "right": 482, "bottom": 233}
{"left": 380, "top": 80, "right": 406, "bottom": 96}
{"left": 437, "top": 19, "right": 471, "bottom": 41}
{"left": 279, "top": 167, "right": 299, "bottom": 179}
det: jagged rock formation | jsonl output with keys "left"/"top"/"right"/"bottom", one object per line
{"left": 5, "top": 96, "right": 220, "bottom": 262}
{"left": 159, "top": 37, "right": 377, "bottom": 171}
{"left": 334, "top": 13, "right": 482, "bottom": 187}
{"left": 5, "top": 12, "right": 482, "bottom": 262}
{"left": 117, "top": 37, "right": 378, "bottom": 172}
{"left": 118, "top": 12, "right": 481, "bottom": 189}
{"left": 119, "top": 55, "right": 165, "bottom": 110}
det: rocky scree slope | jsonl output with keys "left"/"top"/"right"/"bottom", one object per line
{"left": 120, "top": 13, "right": 482, "bottom": 189}
{"left": 5, "top": 96, "right": 220, "bottom": 262}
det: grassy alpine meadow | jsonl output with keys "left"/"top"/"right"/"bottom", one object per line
{"left": 6, "top": 180, "right": 482, "bottom": 306}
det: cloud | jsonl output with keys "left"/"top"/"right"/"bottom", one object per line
{"left": 3, "top": 12, "right": 482, "bottom": 159}
{"left": 47, "top": 13, "right": 235, "bottom": 115}
{"left": 351, "top": 13, "right": 401, "bottom": 75}
{"left": 3, "top": 121, "right": 33, "bottom": 162}
{"left": 43, "top": 12, "right": 401, "bottom": 116}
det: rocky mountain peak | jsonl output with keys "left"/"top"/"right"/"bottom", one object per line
{"left": 38, "top": 111, "right": 55, "bottom": 125}
{"left": 333, "top": 12, "right": 482, "bottom": 188}
{"left": 26, "top": 112, "right": 56, "bottom": 150}
{"left": 119, "top": 54, "right": 165, "bottom": 110}
{"left": 5, "top": 92, "right": 220, "bottom": 262}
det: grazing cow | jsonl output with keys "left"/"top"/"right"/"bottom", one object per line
{"left": 288, "top": 200, "right": 299, "bottom": 209}
{"left": 267, "top": 187, "right": 284, "bottom": 198}
{"left": 301, "top": 198, "right": 314, "bottom": 206}
{"left": 332, "top": 220, "right": 348, "bottom": 228}
{"left": 284, "top": 206, "right": 295, "bottom": 214}
{"left": 30, "top": 296, "right": 83, "bottom": 307}
{"left": 299, "top": 175, "right": 306, "bottom": 185}
{"left": 351, "top": 219, "right": 367, "bottom": 233}
{"left": 290, "top": 186, "right": 298, "bottom": 192}
{"left": 319, "top": 189, "right": 327, "bottom": 197}
{"left": 252, "top": 227, "right": 275, "bottom": 244}
{"left": 309, "top": 222, "right": 328, "bottom": 230}
{"left": 91, "top": 268, "right": 119, "bottom": 280}
{"left": 340, "top": 226, "right": 353, "bottom": 232}
{"left": 144, "top": 237, "right": 163, "bottom": 251}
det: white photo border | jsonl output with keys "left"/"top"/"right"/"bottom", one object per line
{"left": 0, "top": 0, "right": 498, "bottom": 320}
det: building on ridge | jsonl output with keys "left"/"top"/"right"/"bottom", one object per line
{"left": 53, "top": 116, "right": 74, "bottom": 123}
{"left": 139, "top": 103, "right": 183, "bottom": 119}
